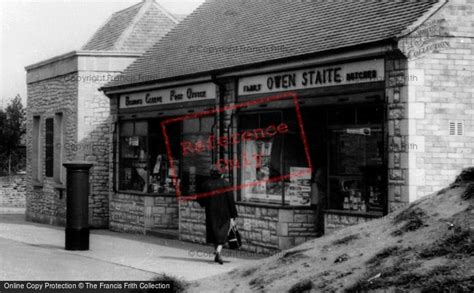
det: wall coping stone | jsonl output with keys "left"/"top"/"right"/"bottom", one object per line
{"left": 237, "top": 201, "right": 316, "bottom": 210}
{"left": 324, "top": 209, "right": 383, "bottom": 219}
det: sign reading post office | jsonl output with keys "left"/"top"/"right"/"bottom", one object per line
{"left": 119, "top": 83, "right": 216, "bottom": 109}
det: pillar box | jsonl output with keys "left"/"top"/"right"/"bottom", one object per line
{"left": 63, "top": 162, "right": 93, "bottom": 250}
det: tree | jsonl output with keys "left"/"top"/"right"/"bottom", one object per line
{"left": 0, "top": 95, "right": 26, "bottom": 176}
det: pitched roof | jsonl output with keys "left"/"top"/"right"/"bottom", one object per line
{"left": 103, "top": 0, "right": 441, "bottom": 89}
{"left": 82, "top": 0, "right": 179, "bottom": 52}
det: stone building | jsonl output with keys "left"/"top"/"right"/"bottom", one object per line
{"left": 25, "top": 0, "right": 473, "bottom": 253}
{"left": 25, "top": 0, "right": 181, "bottom": 228}
{"left": 100, "top": 0, "right": 473, "bottom": 253}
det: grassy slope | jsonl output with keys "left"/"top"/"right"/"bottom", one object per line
{"left": 189, "top": 180, "right": 474, "bottom": 292}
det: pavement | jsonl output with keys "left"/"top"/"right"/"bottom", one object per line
{"left": 0, "top": 208, "right": 263, "bottom": 282}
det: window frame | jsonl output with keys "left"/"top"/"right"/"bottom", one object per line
{"left": 118, "top": 119, "right": 149, "bottom": 193}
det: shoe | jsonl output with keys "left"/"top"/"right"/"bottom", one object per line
{"left": 214, "top": 253, "right": 223, "bottom": 265}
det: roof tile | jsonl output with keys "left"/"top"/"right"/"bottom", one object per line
{"left": 103, "top": 0, "right": 440, "bottom": 89}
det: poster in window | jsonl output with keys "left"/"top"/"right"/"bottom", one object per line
{"left": 288, "top": 167, "right": 312, "bottom": 206}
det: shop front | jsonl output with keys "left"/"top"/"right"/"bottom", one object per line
{"left": 226, "top": 57, "right": 388, "bottom": 251}
{"left": 110, "top": 82, "right": 217, "bottom": 237}
{"left": 107, "top": 57, "right": 390, "bottom": 252}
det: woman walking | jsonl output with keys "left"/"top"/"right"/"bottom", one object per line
{"left": 198, "top": 165, "right": 238, "bottom": 264}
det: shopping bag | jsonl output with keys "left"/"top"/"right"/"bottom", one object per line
{"left": 227, "top": 225, "right": 242, "bottom": 250}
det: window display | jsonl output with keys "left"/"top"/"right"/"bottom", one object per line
{"left": 327, "top": 106, "right": 385, "bottom": 213}
{"left": 241, "top": 139, "right": 283, "bottom": 203}
{"left": 180, "top": 117, "right": 214, "bottom": 195}
{"left": 239, "top": 111, "right": 310, "bottom": 205}
{"left": 119, "top": 121, "right": 148, "bottom": 192}
{"left": 238, "top": 104, "right": 385, "bottom": 211}
{"left": 287, "top": 167, "right": 312, "bottom": 206}
{"left": 119, "top": 119, "right": 181, "bottom": 194}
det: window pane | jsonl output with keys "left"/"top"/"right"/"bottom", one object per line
{"left": 328, "top": 127, "right": 384, "bottom": 212}
{"left": 149, "top": 121, "right": 181, "bottom": 194}
{"left": 183, "top": 119, "right": 199, "bottom": 133}
{"left": 241, "top": 139, "right": 283, "bottom": 204}
{"left": 54, "top": 113, "right": 64, "bottom": 184}
{"left": 45, "top": 118, "right": 54, "bottom": 177}
{"left": 181, "top": 133, "right": 212, "bottom": 195}
{"left": 239, "top": 114, "right": 258, "bottom": 130}
{"left": 119, "top": 136, "right": 148, "bottom": 192}
{"left": 134, "top": 121, "right": 148, "bottom": 136}
{"left": 32, "top": 116, "right": 41, "bottom": 181}
{"left": 120, "top": 121, "right": 134, "bottom": 136}
{"left": 201, "top": 116, "right": 214, "bottom": 133}
{"left": 328, "top": 108, "right": 355, "bottom": 125}
{"left": 357, "top": 105, "right": 383, "bottom": 124}
{"left": 260, "top": 112, "right": 281, "bottom": 128}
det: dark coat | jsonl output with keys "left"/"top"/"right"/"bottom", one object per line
{"left": 198, "top": 177, "right": 238, "bottom": 245}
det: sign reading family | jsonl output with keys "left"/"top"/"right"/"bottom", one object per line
{"left": 119, "top": 83, "right": 216, "bottom": 109}
{"left": 238, "top": 59, "right": 384, "bottom": 95}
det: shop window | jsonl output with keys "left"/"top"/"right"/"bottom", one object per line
{"left": 118, "top": 117, "right": 214, "bottom": 195}
{"left": 119, "top": 120, "right": 149, "bottom": 192}
{"left": 237, "top": 104, "right": 385, "bottom": 212}
{"left": 328, "top": 124, "right": 384, "bottom": 213}
{"left": 181, "top": 116, "right": 215, "bottom": 195}
{"left": 148, "top": 119, "right": 181, "bottom": 194}
{"left": 239, "top": 111, "right": 311, "bottom": 205}
{"left": 32, "top": 116, "right": 41, "bottom": 182}
{"left": 45, "top": 118, "right": 54, "bottom": 178}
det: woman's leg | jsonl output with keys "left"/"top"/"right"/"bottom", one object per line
{"left": 214, "top": 243, "right": 224, "bottom": 264}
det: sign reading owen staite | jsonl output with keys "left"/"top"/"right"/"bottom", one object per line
{"left": 238, "top": 59, "right": 384, "bottom": 95}
{"left": 119, "top": 83, "right": 216, "bottom": 109}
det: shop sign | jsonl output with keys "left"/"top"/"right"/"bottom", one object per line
{"left": 119, "top": 83, "right": 216, "bottom": 109}
{"left": 238, "top": 59, "right": 384, "bottom": 95}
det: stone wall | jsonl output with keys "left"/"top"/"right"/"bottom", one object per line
{"left": 391, "top": 0, "right": 474, "bottom": 206}
{"left": 110, "top": 193, "right": 179, "bottom": 234}
{"left": 324, "top": 212, "right": 374, "bottom": 235}
{"left": 109, "top": 193, "right": 145, "bottom": 233}
{"left": 238, "top": 204, "right": 279, "bottom": 254}
{"left": 0, "top": 175, "right": 26, "bottom": 208}
{"left": 386, "top": 56, "right": 410, "bottom": 213}
{"left": 286, "top": 209, "right": 318, "bottom": 246}
{"left": 179, "top": 200, "right": 319, "bottom": 253}
{"left": 77, "top": 71, "right": 115, "bottom": 227}
{"left": 144, "top": 196, "right": 179, "bottom": 229}
{"left": 26, "top": 72, "right": 78, "bottom": 226}
{"left": 26, "top": 53, "right": 136, "bottom": 228}
{"left": 179, "top": 200, "right": 207, "bottom": 244}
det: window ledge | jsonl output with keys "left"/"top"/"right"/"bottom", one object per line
{"left": 32, "top": 180, "right": 43, "bottom": 188}
{"left": 323, "top": 209, "right": 383, "bottom": 218}
{"left": 53, "top": 183, "right": 66, "bottom": 190}
{"left": 236, "top": 201, "right": 316, "bottom": 210}
{"left": 116, "top": 190, "right": 176, "bottom": 197}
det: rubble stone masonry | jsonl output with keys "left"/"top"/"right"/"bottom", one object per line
{"left": 26, "top": 72, "right": 78, "bottom": 226}
{"left": 26, "top": 53, "right": 138, "bottom": 228}
{"left": 0, "top": 175, "right": 26, "bottom": 208}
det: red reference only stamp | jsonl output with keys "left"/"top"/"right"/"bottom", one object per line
{"left": 161, "top": 92, "right": 313, "bottom": 201}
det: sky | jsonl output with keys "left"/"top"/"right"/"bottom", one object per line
{"left": 0, "top": 0, "right": 205, "bottom": 109}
